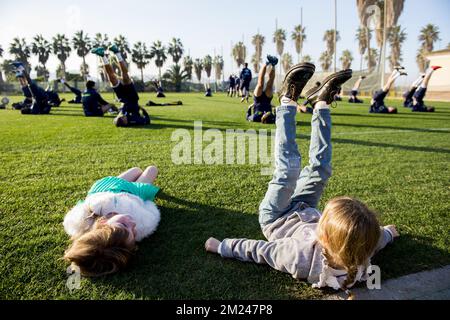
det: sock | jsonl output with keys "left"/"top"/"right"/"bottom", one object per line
{"left": 425, "top": 67, "right": 435, "bottom": 77}
{"left": 412, "top": 76, "right": 424, "bottom": 88}
{"left": 115, "top": 52, "right": 124, "bottom": 62}
{"left": 391, "top": 70, "right": 401, "bottom": 81}
{"left": 102, "top": 56, "right": 110, "bottom": 65}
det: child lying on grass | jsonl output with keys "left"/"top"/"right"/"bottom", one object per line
{"left": 63, "top": 166, "right": 160, "bottom": 276}
{"left": 205, "top": 64, "right": 399, "bottom": 297}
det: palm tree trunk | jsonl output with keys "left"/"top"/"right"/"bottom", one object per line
{"left": 367, "top": 28, "right": 371, "bottom": 72}
{"left": 140, "top": 68, "right": 144, "bottom": 85}
{"left": 158, "top": 67, "right": 162, "bottom": 81}
{"left": 43, "top": 63, "right": 48, "bottom": 83}
{"left": 360, "top": 54, "right": 363, "bottom": 72}
{"left": 82, "top": 56, "right": 87, "bottom": 80}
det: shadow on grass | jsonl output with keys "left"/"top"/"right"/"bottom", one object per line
{"left": 84, "top": 193, "right": 450, "bottom": 299}
{"left": 331, "top": 112, "right": 450, "bottom": 121}
{"left": 333, "top": 122, "right": 450, "bottom": 134}
{"left": 296, "top": 133, "right": 450, "bottom": 154}
{"left": 331, "top": 137, "right": 450, "bottom": 154}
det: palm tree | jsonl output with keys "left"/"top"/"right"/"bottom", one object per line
{"left": 356, "top": 27, "right": 371, "bottom": 71}
{"left": 232, "top": 42, "right": 246, "bottom": 68}
{"left": 323, "top": 30, "right": 340, "bottom": 56}
{"left": 387, "top": 25, "right": 406, "bottom": 70}
{"left": 319, "top": 51, "right": 332, "bottom": 72}
{"left": 416, "top": 48, "right": 428, "bottom": 73}
{"left": 183, "top": 56, "right": 193, "bottom": 80}
{"left": 252, "top": 33, "right": 265, "bottom": 72}
{"left": 9, "top": 38, "right": 31, "bottom": 71}
{"left": 274, "top": 28, "right": 286, "bottom": 75}
{"left": 131, "top": 42, "right": 151, "bottom": 84}
{"left": 52, "top": 34, "right": 72, "bottom": 78}
{"left": 31, "top": 35, "right": 51, "bottom": 80}
{"left": 251, "top": 53, "right": 262, "bottom": 73}
{"left": 72, "top": 30, "right": 91, "bottom": 79}
{"left": 302, "top": 55, "right": 313, "bottom": 63}
{"left": 356, "top": 0, "right": 405, "bottom": 48}
{"left": 213, "top": 55, "right": 224, "bottom": 85}
{"left": 203, "top": 55, "right": 213, "bottom": 84}
{"left": 163, "top": 64, "right": 189, "bottom": 92}
{"left": 113, "top": 35, "right": 131, "bottom": 62}
{"left": 419, "top": 24, "right": 440, "bottom": 53}
{"left": 447, "top": 43, "right": 450, "bottom": 50}
{"left": 365, "top": 48, "right": 378, "bottom": 71}
{"left": 273, "top": 28, "right": 287, "bottom": 57}
{"left": 167, "top": 38, "right": 184, "bottom": 66}
{"left": 193, "top": 59, "right": 203, "bottom": 83}
{"left": 281, "top": 53, "right": 293, "bottom": 74}
{"left": 292, "top": 25, "right": 307, "bottom": 62}
{"left": 1, "top": 59, "right": 16, "bottom": 82}
{"left": 149, "top": 40, "right": 167, "bottom": 81}
{"left": 340, "top": 50, "right": 354, "bottom": 70}
{"left": 92, "top": 33, "right": 110, "bottom": 82}
{"left": 92, "top": 33, "right": 110, "bottom": 48}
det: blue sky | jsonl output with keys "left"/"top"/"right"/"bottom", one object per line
{"left": 1, "top": 0, "right": 449, "bottom": 84}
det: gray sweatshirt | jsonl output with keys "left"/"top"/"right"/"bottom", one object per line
{"left": 219, "top": 201, "right": 394, "bottom": 289}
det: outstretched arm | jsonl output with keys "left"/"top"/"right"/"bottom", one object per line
{"left": 205, "top": 237, "right": 309, "bottom": 278}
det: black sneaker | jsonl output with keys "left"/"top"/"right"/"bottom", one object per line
{"left": 278, "top": 63, "right": 315, "bottom": 102}
{"left": 304, "top": 69, "right": 353, "bottom": 107}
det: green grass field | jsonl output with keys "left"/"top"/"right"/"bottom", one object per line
{"left": 0, "top": 92, "right": 449, "bottom": 299}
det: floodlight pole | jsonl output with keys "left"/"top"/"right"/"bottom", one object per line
{"left": 380, "top": 0, "right": 388, "bottom": 88}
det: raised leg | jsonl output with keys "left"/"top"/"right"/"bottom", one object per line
{"left": 291, "top": 102, "right": 332, "bottom": 208}
{"left": 258, "top": 104, "right": 301, "bottom": 226}
{"left": 264, "top": 65, "right": 276, "bottom": 98}
{"left": 253, "top": 65, "right": 267, "bottom": 98}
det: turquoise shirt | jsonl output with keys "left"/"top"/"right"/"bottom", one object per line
{"left": 86, "top": 176, "right": 160, "bottom": 202}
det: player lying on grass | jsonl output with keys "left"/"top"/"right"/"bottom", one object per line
{"left": 348, "top": 75, "right": 366, "bottom": 103}
{"left": 206, "top": 64, "right": 399, "bottom": 297}
{"left": 153, "top": 80, "right": 166, "bottom": 98}
{"left": 64, "top": 166, "right": 160, "bottom": 276}
{"left": 403, "top": 66, "right": 441, "bottom": 113}
{"left": 370, "top": 67, "right": 408, "bottom": 114}
{"left": 58, "top": 78, "right": 82, "bottom": 104}
{"left": 92, "top": 45, "right": 151, "bottom": 127}
{"left": 246, "top": 55, "right": 278, "bottom": 124}
{"left": 11, "top": 62, "right": 53, "bottom": 115}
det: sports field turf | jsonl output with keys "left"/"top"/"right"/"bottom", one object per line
{"left": 0, "top": 92, "right": 449, "bottom": 299}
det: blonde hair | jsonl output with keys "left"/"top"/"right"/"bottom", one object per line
{"left": 317, "top": 196, "right": 380, "bottom": 290}
{"left": 64, "top": 219, "right": 137, "bottom": 277}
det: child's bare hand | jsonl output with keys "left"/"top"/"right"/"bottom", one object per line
{"left": 205, "top": 237, "right": 221, "bottom": 253}
{"left": 386, "top": 225, "right": 400, "bottom": 238}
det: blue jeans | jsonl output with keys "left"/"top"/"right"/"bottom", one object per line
{"left": 258, "top": 105, "right": 332, "bottom": 226}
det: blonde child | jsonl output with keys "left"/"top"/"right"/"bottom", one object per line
{"left": 63, "top": 166, "right": 160, "bottom": 276}
{"left": 205, "top": 64, "right": 399, "bottom": 295}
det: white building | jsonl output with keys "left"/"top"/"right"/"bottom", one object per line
{"left": 425, "top": 49, "right": 450, "bottom": 101}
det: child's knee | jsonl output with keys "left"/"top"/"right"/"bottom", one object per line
{"left": 131, "top": 167, "right": 143, "bottom": 175}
